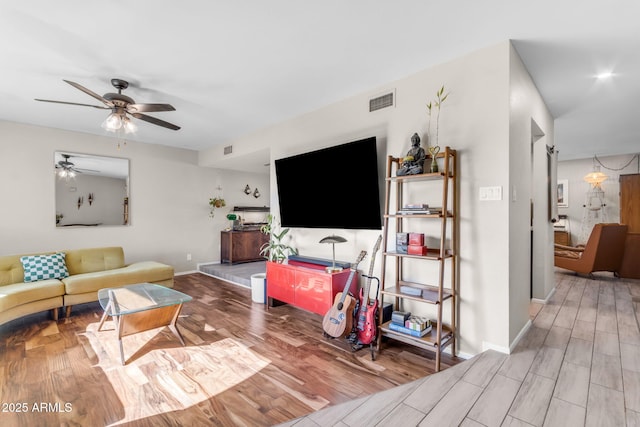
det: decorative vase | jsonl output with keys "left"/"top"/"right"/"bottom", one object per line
{"left": 428, "top": 146, "right": 440, "bottom": 173}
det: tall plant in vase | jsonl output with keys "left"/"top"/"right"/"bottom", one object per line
{"left": 426, "top": 85, "right": 449, "bottom": 173}
{"left": 260, "top": 214, "right": 298, "bottom": 262}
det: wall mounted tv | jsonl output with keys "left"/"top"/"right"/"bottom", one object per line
{"left": 275, "top": 136, "right": 382, "bottom": 230}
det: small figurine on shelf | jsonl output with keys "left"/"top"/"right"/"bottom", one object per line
{"left": 396, "top": 133, "right": 426, "bottom": 176}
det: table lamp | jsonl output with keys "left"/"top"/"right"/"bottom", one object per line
{"left": 319, "top": 235, "right": 347, "bottom": 273}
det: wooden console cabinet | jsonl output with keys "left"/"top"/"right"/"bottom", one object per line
{"left": 220, "top": 230, "right": 268, "bottom": 264}
{"left": 266, "top": 261, "right": 357, "bottom": 315}
{"left": 554, "top": 230, "right": 571, "bottom": 246}
{"left": 619, "top": 174, "right": 640, "bottom": 278}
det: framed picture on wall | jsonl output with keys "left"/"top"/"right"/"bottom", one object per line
{"left": 557, "top": 179, "right": 569, "bottom": 208}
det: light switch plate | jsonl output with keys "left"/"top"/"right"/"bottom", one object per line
{"left": 479, "top": 186, "right": 502, "bottom": 201}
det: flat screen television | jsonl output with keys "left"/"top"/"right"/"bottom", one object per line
{"left": 275, "top": 136, "right": 382, "bottom": 230}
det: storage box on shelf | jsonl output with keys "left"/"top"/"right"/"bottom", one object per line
{"left": 377, "top": 146, "right": 458, "bottom": 372}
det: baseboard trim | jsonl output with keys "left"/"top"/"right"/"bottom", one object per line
{"left": 531, "top": 286, "right": 556, "bottom": 305}
{"left": 444, "top": 347, "right": 474, "bottom": 360}
{"left": 482, "top": 341, "right": 511, "bottom": 354}
{"left": 509, "top": 319, "right": 532, "bottom": 353}
{"left": 175, "top": 270, "right": 198, "bottom": 276}
{"left": 480, "top": 318, "right": 532, "bottom": 355}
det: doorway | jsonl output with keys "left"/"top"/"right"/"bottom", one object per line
{"left": 530, "top": 119, "right": 553, "bottom": 300}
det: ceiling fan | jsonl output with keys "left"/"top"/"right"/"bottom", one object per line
{"left": 55, "top": 153, "right": 99, "bottom": 179}
{"left": 36, "top": 78, "right": 180, "bottom": 132}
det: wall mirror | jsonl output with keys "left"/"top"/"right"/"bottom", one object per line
{"left": 54, "top": 151, "right": 130, "bottom": 227}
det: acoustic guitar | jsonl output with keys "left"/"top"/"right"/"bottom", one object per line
{"left": 322, "top": 251, "right": 366, "bottom": 338}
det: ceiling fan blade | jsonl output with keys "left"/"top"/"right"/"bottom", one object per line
{"left": 127, "top": 103, "right": 175, "bottom": 113}
{"left": 131, "top": 113, "right": 181, "bottom": 130}
{"left": 35, "top": 98, "right": 111, "bottom": 109}
{"left": 63, "top": 79, "right": 113, "bottom": 107}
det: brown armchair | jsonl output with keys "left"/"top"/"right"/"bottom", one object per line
{"left": 554, "top": 223, "right": 628, "bottom": 277}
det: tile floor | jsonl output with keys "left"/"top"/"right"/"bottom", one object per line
{"left": 280, "top": 271, "right": 640, "bottom": 426}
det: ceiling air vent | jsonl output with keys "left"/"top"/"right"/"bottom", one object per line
{"left": 369, "top": 92, "right": 394, "bottom": 112}
{"left": 224, "top": 145, "right": 233, "bottom": 155}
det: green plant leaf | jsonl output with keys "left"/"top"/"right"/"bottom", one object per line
{"left": 275, "top": 228, "right": 290, "bottom": 240}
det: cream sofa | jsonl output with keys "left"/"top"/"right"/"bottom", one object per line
{"left": 0, "top": 246, "right": 174, "bottom": 325}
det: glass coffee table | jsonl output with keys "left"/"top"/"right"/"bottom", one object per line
{"left": 97, "top": 283, "right": 192, "bottom": 365}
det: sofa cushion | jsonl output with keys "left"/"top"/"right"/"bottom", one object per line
{"left": 1, "top": 251, "right": 57, "bottom": 286}
{"left": 65, "top": 247, "right": 125, "bottom": 276}
{"left": 20, "top": 253, "right": 69, "bottom": 283}
{"left": 62, "top": 261, "right": 174, "bottom": 295}
{"left": 0, "top": 279, "right": 65, "bottom": 312}
{"left": 0, "top": 256, "right": 27, "bottom": 287}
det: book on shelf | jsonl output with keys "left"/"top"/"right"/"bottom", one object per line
{"left": 388, "top": 322, "right": 432, "bottom": 337}
{"left": 397, "top": 208, "right": 443, "bottom": 215}
{"left": 399, "top": 285, "right": 422, "bottom": 296}
{"left": 403, "top": 203, "right": 428, "bottom": 210}
{"left": 405, "top": 316, "right": 431, "bottom": 331}
{"left": 391, "top": 311, "right": 411, "bottom": 324}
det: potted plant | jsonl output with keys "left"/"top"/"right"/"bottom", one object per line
{"left": 426, "top": 85, "right": 449, "bottom": 172}
{"left": 208, "top": 197, "right": 226, "bottom": 217}
{"left": 210, "top": 197, "right": 226, "bottom": 208}
{"left": 260, "top": 214, "right": 298, "bottom": 262}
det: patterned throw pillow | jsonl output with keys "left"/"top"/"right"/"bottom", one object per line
{"left": 20, "top": 252, "right": 70, "bottom": 283}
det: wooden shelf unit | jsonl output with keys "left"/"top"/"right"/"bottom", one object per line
{"left": 376, "top": 146, "right": 458, "bottom": 372}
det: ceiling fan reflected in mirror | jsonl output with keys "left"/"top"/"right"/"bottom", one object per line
{"left": 55, "top": 153, "right": 99, "bottom": 180}
{"left": 36, "top": 78, "right": 181, "bottom": 133}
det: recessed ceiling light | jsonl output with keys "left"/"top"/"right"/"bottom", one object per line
{"left": 596, "top": 71, "right": 614, "bottom": 80}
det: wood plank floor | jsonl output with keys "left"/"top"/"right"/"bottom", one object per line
{"left": 283, "top": 271, "right": 640, "bottom": 426}
{"left": 0, "top": 273, "right": 461, "bottom": 426}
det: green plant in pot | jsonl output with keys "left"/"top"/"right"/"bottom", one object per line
{"left": 260, "top": 214, "right": 298, "bottom": 262}
{"left": 208, "top": 197, "right": 226, "bottom": 217}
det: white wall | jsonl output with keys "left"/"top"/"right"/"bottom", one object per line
{"left": 0, "top": 121, "right": 270, "bottom": 272}
{"left": 508, "top": 44, "right": 555, "bottom": 345}
{"left": 557, "top": 153, "right": 639, "bottom": 244}
{"left": 200, "top": 41, "right": 551, "bottom": 355}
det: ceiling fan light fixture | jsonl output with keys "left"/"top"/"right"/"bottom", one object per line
{"left": 57, "top": 168, "right": 76, "bottom": 181}
{"left": 102, "top": 112, "right": 123, "bottom": 132}
{"left": 122, "top": 116, "right": 137, "bottom": 134}
{"left": 37, "top": 79, "right": 180, "bottom": 133}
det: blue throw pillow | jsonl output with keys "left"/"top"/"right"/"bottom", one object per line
{"left": 20, "top": 252, "right": 69, "bottom": 283}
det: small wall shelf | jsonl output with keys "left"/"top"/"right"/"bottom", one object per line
{"left": 233, "top": 206, "right": 270, "bottom": 212}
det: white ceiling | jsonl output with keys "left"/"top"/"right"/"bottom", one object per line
{"left": 1, "top": 1, "right": 639, "bottom": 171}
